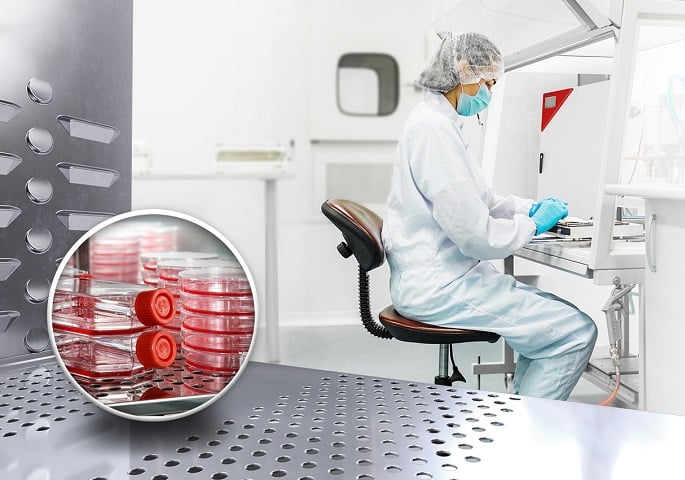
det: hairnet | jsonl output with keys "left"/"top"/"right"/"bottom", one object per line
{"left": 416, "top": 31, "right": 504, "bottom": 92}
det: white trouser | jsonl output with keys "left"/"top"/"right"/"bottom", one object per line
{"left": 395, "top": 261, "right": 598, "bottom": 400}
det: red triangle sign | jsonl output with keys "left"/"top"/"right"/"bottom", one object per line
{"left": 541, "top": 88, "right": 574, "bottom": 132}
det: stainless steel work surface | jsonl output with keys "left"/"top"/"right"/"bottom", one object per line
{"left": 518, "top": 241, "right": 645, "bottom": 285}
{"left": 0, "top": 355, "right": 131, "bottom": 479}
{"left": 519, "top": 242, "right": 593, "bottom": 277}
{"left": 2, "top": 359, "right": 683, "bottom": 479}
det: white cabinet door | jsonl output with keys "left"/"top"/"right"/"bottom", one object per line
{"left": 538, "top": 81, "right": 610, "bottom": 220}
{"left": 643, "top": 198, "right": 685, "bottom": 414}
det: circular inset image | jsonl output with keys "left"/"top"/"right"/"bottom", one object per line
{"left": 47, "top": 210, "right": 258, "bottom": 421}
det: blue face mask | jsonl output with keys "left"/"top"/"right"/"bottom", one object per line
{"left": 456, "top": 84, "right": 492, "bottom": 116}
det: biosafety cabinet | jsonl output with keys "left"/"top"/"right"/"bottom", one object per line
{"left": 439, "top": 0, "right": 685, "bottom": 413}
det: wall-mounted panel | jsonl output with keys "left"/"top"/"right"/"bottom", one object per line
{"left": 0, "top": 0, "right": 133, "bottom": 359}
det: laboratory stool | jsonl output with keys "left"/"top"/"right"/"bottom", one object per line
{"left": 321, "top": 199, "right": 500, "bottom": 386}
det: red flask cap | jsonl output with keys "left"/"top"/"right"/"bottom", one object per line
{"left": 136, "top": 330, "right": 176, "bottom": 368}
{"left": 134, "top": 288, "right": 176, "bottom": 326}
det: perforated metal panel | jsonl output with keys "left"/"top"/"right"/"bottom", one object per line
{"left": 0, "top": 355, "right": 130, "bottom": 480}
{"left": 2, "top": 360, "right": 685, "bottom": 479}
{"left": 126, "top": 366, "right": 517, "bottom": 480}
{"left": 0, "top": 0, "right": 133, "bottom": 359}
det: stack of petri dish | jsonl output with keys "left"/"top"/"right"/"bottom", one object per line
{"left": 139, "top": 251, "right": 218, "bottom": 287}
{"left": 179, "top": 266, "right": 254, "bottom": 393}
{"left": 156, "top": 258, "right": 239, "bottom": 347}
{"left": 140, "top": 224, "right": 178, "bottom": 254}
{"left": 89, "top": 232, "right": 140, "bottom": 283}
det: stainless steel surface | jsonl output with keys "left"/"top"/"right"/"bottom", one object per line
{"left": 0, "top": 100, "right": 22, "bottom": 123}
{"left": 23, "top": 326, "right": 49, "bottom": 353}
{"left": 56, "top": 162, "right": 121, "bottom": 188}
{"left": 518, "top": 243, "right": 593, "bottom": 278}
{"left": 519, "top": 242, "right": 645, "bottom": 285}
{"left": 1, "top": 360, "right": 683, "bottom": 479}
{"left": 0, "top": 0, "right": 133, "bottom": 359}
{"left": 25, "top": 127, "right": 53, "bottom": 154}
{"left": 62, "top": 357, "right": 230, "bottom": 416}
{"left": 505, "top": 25, "right": 616, "bottom": 72}
{"left": 25, "top": 227, "right": 53, "bottom": 253}
{"left": 438, "top": 344, "right": 449, "bottom": 378}
{"left": 0, "top": 153, "right": 22, "bottom": 175}
{"left": 0, "top": 355, "right": 131, "bottom": 480}
{"left": 265, "top": 178, "right": 281, "bottom": 362}
{"left": 646, "top": 213, "right": 657, "bottom": 272}
{"left": 585, "top": 356, "right": 640, "bottom": 408}
{"left": 26, "top": 78, "right": 54, "bottom": 105}
{"left": 56, "top": 115, "right": 121, "bottom": 144}
{"left": 25, "top": 178, "right": 53, "bottom": 204}
{"left": 111, "top": 394, "right": 213, "bottom": 417}
{"left": 472, "top": 339, "right": 516, "bottom": 376}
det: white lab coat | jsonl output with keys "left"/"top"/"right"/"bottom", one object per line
{"left": 382, "top": 90, "right": 536, "bottom": 314}
{"left": 382, "top": 90, "right": 597, "bottom": 400}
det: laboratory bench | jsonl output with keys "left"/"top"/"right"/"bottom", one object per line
{"left": 1, "top": 356, "right": 682, "bottom": 480}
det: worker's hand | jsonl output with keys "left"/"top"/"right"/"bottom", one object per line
{"left": 531, "top": 200, "right": 568, "bottom": 235}
{"left": 529, "top": 197, "right": 568, "bottom": 216}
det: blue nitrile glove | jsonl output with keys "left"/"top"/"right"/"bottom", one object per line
{"left": 529, "top": 197, "right": 569, "bottom": 216}
{"left": 531, "top": 200, "right": 568, "bottom": 235}
{"left": 529, "top": 201, "right": 540, "bottom": 216}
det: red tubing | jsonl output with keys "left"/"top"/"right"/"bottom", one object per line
{"left": 599, "top": 369, "right": 621, "bottom": 406}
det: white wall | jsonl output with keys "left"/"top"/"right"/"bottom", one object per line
{"left": 133, "top": 0, "right": 274, "bottom": 174}
{"left": 131, "top": 0, "right": 434, "bottom": 331}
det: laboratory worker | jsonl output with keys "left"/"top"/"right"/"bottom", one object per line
{"left": 382, "top": 31, "right": 597, "bottom": 400}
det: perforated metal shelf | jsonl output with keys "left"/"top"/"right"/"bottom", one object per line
{"left": 126, "top": 366, "right": 518, "bottom": 480}
{"left": 0, "top": 354, "right": 131, "bottom": 479}
{"left": 2, "top": 359, "right": 684, "bottom": 479}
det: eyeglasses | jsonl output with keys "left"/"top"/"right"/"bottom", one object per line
{"left": 483, "top": 79, "right": 497, "bottom": 90}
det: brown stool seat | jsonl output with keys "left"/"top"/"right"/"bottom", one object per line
{"left": 379, "top": 306, "right": 500, "bottom": 345}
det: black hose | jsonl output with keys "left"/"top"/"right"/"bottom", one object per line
{"left": 358, "top": 265, "right": 392, "bottom": 339}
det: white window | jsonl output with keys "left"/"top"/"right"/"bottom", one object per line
{"left": 337, "top": 53, "right": 399, "bottom": 116}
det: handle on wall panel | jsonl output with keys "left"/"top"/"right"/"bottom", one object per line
{"left": 539, "top": 153, "right": 544, "bottom": 174}
{"left": 646, "top": 213, "right": 657, "bottom": 272}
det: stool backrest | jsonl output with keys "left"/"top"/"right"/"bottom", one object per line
{"left": 321, "top": 199, "right": 384, "bottom": 272}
